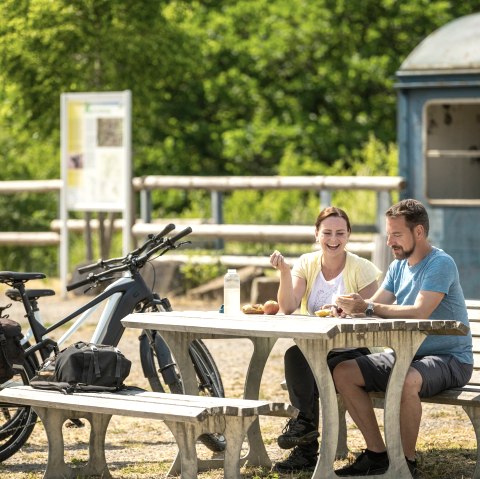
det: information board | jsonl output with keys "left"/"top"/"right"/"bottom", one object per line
{"left": 60, "top": 91, "right": 132, "bottom": 295}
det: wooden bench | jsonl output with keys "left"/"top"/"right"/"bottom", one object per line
{"left": 333, "top": 303, "right": 480, "bottom": 474}
{"left": 0, "top": 385, "right": 297, "bottom": 479}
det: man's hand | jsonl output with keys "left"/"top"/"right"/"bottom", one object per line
{"left": 336, "top": 293, "right": 368, "bottom": 315}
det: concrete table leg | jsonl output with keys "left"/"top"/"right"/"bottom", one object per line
{"left": 161, "top": 332, "right": 277, "bottom": 472}
{"left": 463, "top": 406, "right": 480, "bottom": 479}
{"left": 165, "top": 421, "right": 200, "bottom": 479}
{"left": 242, "top": 337, "right": 277, "bottom": 467}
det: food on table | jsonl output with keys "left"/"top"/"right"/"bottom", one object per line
{"left": 263, "top": 300, "right": 280, "bottom": 315}
{"left": 314, "top": 308, "right": 332, "bottom": 317}
{"left": 242, "top": 303, "right": 264, "bottom": 314}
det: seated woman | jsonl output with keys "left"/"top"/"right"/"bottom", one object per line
{"left": 269, "top": 206, "right": 381, "bottom": 473}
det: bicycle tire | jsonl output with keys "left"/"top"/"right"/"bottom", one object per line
{"left": 139, "top": 330, "right": 183, "bottom": 394}
{"left": 0, "top": 358, "right": 37, "bottom": 462}
{"left": 188, "top": 339, "right": 226, "bottom": 452}
{"left": 189, "top": 339, "right": 225, "bottom": 398}
{"left": 141, "top": 333, "right": 224, "bottom": 398}
{"left": 139, "top": 332, "right": 226, "bottom": 452}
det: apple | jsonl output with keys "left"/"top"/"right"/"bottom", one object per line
{"left": 263, "top": 300, "right": 279, "bottom": 315}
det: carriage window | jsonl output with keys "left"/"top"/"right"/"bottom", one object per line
{"left": 425, "top": 101, "right": 480, "bottom": 205}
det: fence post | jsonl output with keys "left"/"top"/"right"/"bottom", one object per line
{"left": 140, "top": 190, "right": 152, "bottom": 223}
{"left": 211, "top": 191, "right": 224, "bottom": 249}
{"left": 372, "top": 191, "right": 392, "bottom": 279}
{"left": 84, "top": 212, "right": 93, "bottom": 261}
{"left": 376, "top": 191, "right": 391, "bottom": 235}
{"left": 320, "top": 191, "right": 332, "bottom": 210}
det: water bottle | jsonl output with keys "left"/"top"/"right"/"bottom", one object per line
{"left": 224, "top": 269, "right": 240, "bottom": 315}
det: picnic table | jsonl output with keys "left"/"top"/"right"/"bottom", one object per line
{"left": 122, "top": 311, "right": 468, "bottom": 479}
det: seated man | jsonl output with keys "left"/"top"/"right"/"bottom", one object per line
{"left": 334, "top": 198, "right": 473, "bottom": 477}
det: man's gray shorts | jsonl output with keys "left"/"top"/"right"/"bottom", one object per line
{"left": 355, "top": 352, "right": 473, "bottom": 398}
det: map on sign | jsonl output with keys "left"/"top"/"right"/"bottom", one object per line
{"left": 62, "top": 93, "right": 130, "bottom": 212}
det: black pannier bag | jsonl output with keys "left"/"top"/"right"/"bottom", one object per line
{"left": 31, "top": 341, "right": 131, "bottom": 394}
{"left": 0, "top": 309, "right": 25, "bottom": 383}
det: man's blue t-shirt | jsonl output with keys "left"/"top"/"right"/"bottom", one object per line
{"left": 382, "top": 247, "right": 473, "bottom": 364}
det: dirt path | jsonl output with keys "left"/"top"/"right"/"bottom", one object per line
{"left": 0, "top": 292, "right": 477, "bottom": 478}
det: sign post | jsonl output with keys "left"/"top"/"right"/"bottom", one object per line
{"left": 60, "top": 91, "right": 132, "bottom": 296}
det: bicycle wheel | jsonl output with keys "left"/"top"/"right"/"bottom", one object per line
{"left": 139, "top": 330, "right": 183, "bottom": 394}
{"left": 0, "top": 357, "right": 38, "bottom": 462}
{"left": 139, "top": 332, "right": 226, "bottom": 452}
{"left": 189, "top": 339, "right": 224, "bottom": 398}
{"left": 189, "top": 339, "right": 226, "bottom": 452}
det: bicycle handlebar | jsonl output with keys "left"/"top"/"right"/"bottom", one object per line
{"left": 77, "top": 223, "right": 177, "bottom": 274}
{"left": 77, "top": 262, "right": 103, "bottom": 274}
{"left": 166, "top": 226, "right": 193, "bottom": 245}
{"left": 133, "top": 222, "right": 176, "bottom": 257}
{"left": 153, "top": 222, "right": 177, "bottom": 242}
{"left": 67, "top": 224, "right": 192, "bottom": 293}
{"left": 135, "top": 226, "right": 193, "bottom": 265}
{"left": 66, "top": 275, "right": 95, "bottom": 292}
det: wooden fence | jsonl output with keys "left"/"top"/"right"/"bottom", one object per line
{"left": 0, "top": 175, "right": 405, "bottom": 272}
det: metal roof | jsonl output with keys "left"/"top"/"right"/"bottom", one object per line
{"left": 399, "top": 12, "right": 480, "bottom": 74}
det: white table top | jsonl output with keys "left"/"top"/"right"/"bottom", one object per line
{"left": 122, "top": 311, "right": 468, "bottom": 339}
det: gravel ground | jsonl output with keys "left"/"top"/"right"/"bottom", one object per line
{"left": 0, "top": 290, "right": 478, "bottom": 478}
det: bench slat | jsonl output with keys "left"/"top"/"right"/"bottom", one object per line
{"left": 115, "top": 389, "right": 297, "bottom": 417}
{"left": 0, "top": 385, "right": 297, "bottom": 419}
{"left": 371, "top": 389, "right": 480, "bottom": 408}
{"left": 0, "top": 386, "right": 208, "bottom": 422}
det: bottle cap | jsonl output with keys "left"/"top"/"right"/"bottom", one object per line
{"left": 227, "top": 269, "right": 237, "bottom": 273}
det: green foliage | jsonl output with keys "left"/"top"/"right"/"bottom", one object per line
{"left": 1, "top": 0, "right": 479, "bottom": 271}
{"left": 1, "top": 0, "right": 475, "bottom": 179}
{"left": 0, "top": 245, "right": 57, "bottom": 276}
{"left": 330, "top": 133, "right": 400, "bottom": 225}
{"left": 221, "top": 133, "right": 398, "bottom": 230}
{"left": 180, "top": 259, "right": 223, "bottom": 290}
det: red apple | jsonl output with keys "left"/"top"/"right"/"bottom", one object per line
{"left": 263, "top": 300, "right": 279, "bottom": 315}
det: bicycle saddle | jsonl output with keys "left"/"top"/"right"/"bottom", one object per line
{"left": 5, "top": 288, "right": 56, "bottom": 302}
{"left": 0, "top": 271, "right": 46, "bottom": 282}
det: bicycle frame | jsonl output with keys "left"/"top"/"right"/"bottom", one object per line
{"left": 24, "top": 270, "right": 158, "bottom": 362}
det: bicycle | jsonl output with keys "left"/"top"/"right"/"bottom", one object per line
{"left": 0, "top": 223, "right": 225, "bottom": 461}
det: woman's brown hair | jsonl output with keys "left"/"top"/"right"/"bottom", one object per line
{"left": 315, "top": 207, "right": 351, "bottom": 233}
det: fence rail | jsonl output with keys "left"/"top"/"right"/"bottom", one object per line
{"left": 0, "top": 179, "right": 63, "bottom": 194}
{"left": 132, "top": 175, "right": 405, "bottom": 191}
{"left": 1, "top": 176, "right": 406, "bottom": 194}
{"left": 1, "top": 176, "right": 405, "bottom": 239}
{"left": 0, "top": 176, "right": 405, "bottom": 274}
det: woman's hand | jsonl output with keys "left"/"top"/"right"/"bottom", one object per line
{"left": 270, "top": 250, "right": 290, "bottom": 273}
{"left": 320, "top": 303, "right": 341, "bottom": 317}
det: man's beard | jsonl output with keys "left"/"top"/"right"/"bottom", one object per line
{"left": 391, "top": 242, "right": 415, "bottom": 260}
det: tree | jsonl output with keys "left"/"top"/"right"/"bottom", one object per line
{"left": 1, "top": 0, "right": 480, "bottom": 270}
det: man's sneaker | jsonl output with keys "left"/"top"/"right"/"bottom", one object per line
{"left": 277, "top": 417, "right": 319, "bottom": 449}
{"left": 406, "top": 457, "right": 418, "bottom": 478}
{"left": 272, "top": 446, "right": 318, "bottom": 473}
{"left": 335, "top": 449, "right": 389, "bottom": 476}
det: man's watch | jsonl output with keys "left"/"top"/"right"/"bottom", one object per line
{"left": 365, "top": 302, "right": 375, "bottom": 317}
